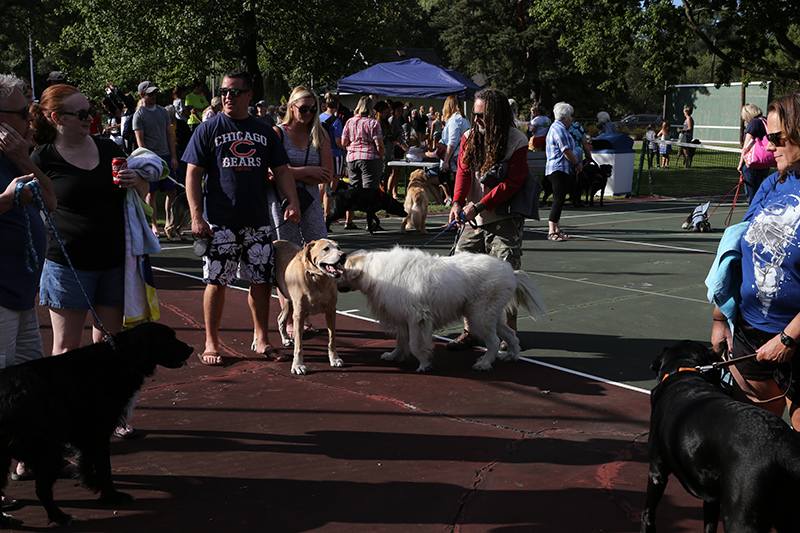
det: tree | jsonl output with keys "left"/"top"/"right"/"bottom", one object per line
{"left": 48, "top": 0, "right": 427, "bottom": 103}
{"left": 529, "top": 0, "right": 800, "bottom": 99}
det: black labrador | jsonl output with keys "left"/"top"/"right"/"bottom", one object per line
{"left": 577, "top": 161, "right": 612, "bottom": 207}
{"left": 0, "top": 322, "right": 193, "bottom": 526}
{"left": 643, "top": 340, "right": 800, "bottom": 533}
{"left": 326, "top": 187, "right": 407, "bottom": 233}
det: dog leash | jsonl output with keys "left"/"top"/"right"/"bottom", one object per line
{"left": 17, "top": 180, "right": 117, "bottom": 349}
{"left": 419, "top": 212, "right": 464, "bottom": 249}
{"left": 707, "top": 173, "right": 744, "bottom": 227}
{"left": 695, "top": 351, "right": 792, "bottom": 404}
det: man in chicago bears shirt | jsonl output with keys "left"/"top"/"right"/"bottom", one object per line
{"left": 183, "top": 70, "right": 300, "bottom": 366}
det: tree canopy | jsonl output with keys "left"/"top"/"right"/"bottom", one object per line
{"left": 1, "top": 0, "right": 798, "bottom": 118}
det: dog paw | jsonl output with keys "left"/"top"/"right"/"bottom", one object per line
{"left": 415, "top": 363, "right": 431, "bottom": 373}
{"left": 330, "top": 357, "right": 344, "bottom": 368}
{"left": 381, "top": 351, "right": 399, "bottom": 361}
{"left": 291, "top": 364, "right": 307, "bottom": 375}
{"left": 48, "top": 511, "right": 77, "bottom": 526}
{"left": 281, "top": 337, "right": 294, "bottom": 347}
{"left": 2, "top": 512, "right": 23, "bottom": 528}
{"left": 472, "top": 359, "right": 493, "bottom": 371}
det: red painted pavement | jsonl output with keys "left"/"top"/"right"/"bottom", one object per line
{"left": 4, "top": 271, "right": 704, "bottom": 532}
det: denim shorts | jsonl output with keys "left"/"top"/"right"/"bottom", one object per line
{"left": 39, "top": 259, "right": 125, "bottom": 310}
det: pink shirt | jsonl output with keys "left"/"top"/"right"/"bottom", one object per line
{"left": 342, "top": 115, "right": 382, "bottom": 162}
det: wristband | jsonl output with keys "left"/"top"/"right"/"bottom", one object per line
{"left": 474, "top": 202, "right": 486, "bottom": 214}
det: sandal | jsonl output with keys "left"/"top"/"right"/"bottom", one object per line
{"left": 547, "top": 232, "right": 565, "bottom": 242}
{"left": 303, "top": 323, "right": 317, "bottom": 334}
{"left": 344, "top": 222, "right": 358, "bottom": 230}
{"left": 447, "top": 330, "right": 478, "bottom": 351}
{"left": 557, "top": 230, "right": 570, "bottom": 240}
{"left": 198, "top": 351, "right": 224, "bottom": 366}
{"left": 113, "top": 424, "right": 142, "bottom": 440}
{"left": 1, "top": 493, "right": 19, "bottom": 512}
{"left": 252, "top": 342, "right": 288, "bottom": 362}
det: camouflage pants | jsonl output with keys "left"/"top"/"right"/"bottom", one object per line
{"left": 454, "top": 215, "right": 524, "bottom": 270}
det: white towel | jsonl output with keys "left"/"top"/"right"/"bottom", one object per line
{"left": 127, "top": 148, "right": 169, "bottom": 182}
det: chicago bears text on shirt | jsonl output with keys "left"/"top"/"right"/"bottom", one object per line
{"left": 214, "top": 131, "right": 271, "bottom": 168}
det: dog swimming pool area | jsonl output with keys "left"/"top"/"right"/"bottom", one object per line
{"left": 14, "top": 197, "right": 746, "bottom": 532}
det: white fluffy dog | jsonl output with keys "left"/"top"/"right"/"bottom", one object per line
{"left": 337, "top": 246, "right": 546, "bottom": 371}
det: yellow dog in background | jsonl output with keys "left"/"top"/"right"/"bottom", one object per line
{"left": 400, "top": 169, "right": 429, "bottom": 234}
{"left": 272, "top": 239, "right": 347, "bottom": 375}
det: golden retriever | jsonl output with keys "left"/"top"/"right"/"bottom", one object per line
{"left": 337, "top": 246, "right": 547, "bottom": 372}
{"left": 273, "top": 239, "right": 347, "bottom": 375}
{"left": 400, "top": 169, "right": 429, "bottom": 234}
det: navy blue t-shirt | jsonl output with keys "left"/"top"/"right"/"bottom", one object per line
{"left": 0, "top": 158, "right": 46, "bottom": 310}
{"left": 182, "top": 113, "right": 290, "bottom": 227}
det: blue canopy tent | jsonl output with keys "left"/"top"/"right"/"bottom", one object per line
{"left": 337, "top": 58, "right": 481, "bottom": 100}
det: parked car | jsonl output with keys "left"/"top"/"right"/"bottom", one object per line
{"left": 614, "top": 114, "right": 664, "bottom": 132}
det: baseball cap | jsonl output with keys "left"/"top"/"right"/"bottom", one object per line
{"left": 137, "top": 81, "right": 158, "bottom": 95}
{"left": 256, "top": 100, "right": 268, "bottom": 107}
{"left": 47, "top": 71, "right": 64, "bottom": 82}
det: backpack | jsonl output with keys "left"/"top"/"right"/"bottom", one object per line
{"left": 320, "top": 114, "right": 337, "bottom": 136}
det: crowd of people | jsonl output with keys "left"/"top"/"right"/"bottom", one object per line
{"left": 4, "top": 64, "right": 800, "bottom": 512}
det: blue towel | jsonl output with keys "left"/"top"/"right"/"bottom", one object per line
{"left": 705, "top": 221, "right": 748, "bottom": 328}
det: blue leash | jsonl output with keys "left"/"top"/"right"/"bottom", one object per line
{"left": 419, "top": 212, "right": 468, "bottom": 256}
{"left": 16, "top": 180, "right": 116, "bottom": 348}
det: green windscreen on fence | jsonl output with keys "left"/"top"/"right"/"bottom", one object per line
{"left": 634, "top": 140, "right": 744, "bottom": 200}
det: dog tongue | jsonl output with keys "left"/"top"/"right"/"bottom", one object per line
{"left": 326, "top": 264, "right": 344, "bottom": 275}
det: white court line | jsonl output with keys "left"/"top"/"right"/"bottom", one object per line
{"left": 529, "top": 271, "right": 709, "bottom": 304}
{"left": 151, "top": 266, "right": 650, "bottom": 395}
{"left": 525, "top": 228, "right": 716, "bottom": 255}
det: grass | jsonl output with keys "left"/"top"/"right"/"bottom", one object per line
{"left": 632, "top": 143, "right": 742, "bottom": 199}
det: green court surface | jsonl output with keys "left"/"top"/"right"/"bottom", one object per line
{"left": 153, "top": 197, "right": 746, "bottom": 397}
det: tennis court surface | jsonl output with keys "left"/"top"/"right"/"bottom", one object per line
{"left": 7, "top": 198, "right": 747, "bottom": 532}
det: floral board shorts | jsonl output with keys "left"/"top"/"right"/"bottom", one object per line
{"left": 203, "top": 225, "right": 275, "bottom": 286}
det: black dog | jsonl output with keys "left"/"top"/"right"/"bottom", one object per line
{"left": 540, "top": 174, "right": 582, "bottom": 208}
{"left": 0, "top": 322, "right": 193, "bottom": 526}
{"left": 642, "top": 340, "right": 800, "bottom": 533}
{"left": 326, "top": 187, "right": 407, "bottom": 233}
{"left": 577, "top": 161, "right": 612, "bottom": 207}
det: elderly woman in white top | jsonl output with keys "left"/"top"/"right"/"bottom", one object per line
{"left": 545, "top": 102, "right": 583, "bottom": 241}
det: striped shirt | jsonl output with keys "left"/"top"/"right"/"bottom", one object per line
{"left": 342, "top": 115, "right": 382, "bottom": 162}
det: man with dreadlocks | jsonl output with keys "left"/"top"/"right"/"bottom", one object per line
{"left": 446, "top": 88, "right": 530, "bottom": 351}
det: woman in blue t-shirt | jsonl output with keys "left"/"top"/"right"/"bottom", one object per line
{"left": 711, "top": 92, "right": 800, "bottom": 432}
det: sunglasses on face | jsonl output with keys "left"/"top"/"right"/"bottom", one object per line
{"left": 219, "top": 87, "right": 246, "bottom": 98}
{"left": 62, "top": 107, "right": 97, "bottom": 121}
{"left": 472, "top": 112, "right": 484, "bottom": 121}
{"left": 767, "top": 131, "right": 786, "bottom": 147}
{"left": 294, "top": 104, "right": 317, "bottom": 115}
{"left": 0, "top": 107, "right": 30, "bottom": 120}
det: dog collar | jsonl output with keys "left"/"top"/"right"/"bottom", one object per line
{"left": 660, "top": 367, "right": 699, "bottom": 382}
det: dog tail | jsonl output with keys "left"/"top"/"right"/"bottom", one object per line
{"left": 509, "top": 271, "right": 547, "bottom": 320}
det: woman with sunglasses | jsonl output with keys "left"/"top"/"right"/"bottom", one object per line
{"left": 267, "top": 86, "right": 333, "bottom": 335}
{"left": 29, "top": 84, "right": 149, "bottom": 437}
{"left": 709, "top": 92, "right": 800, "bottom": 433}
